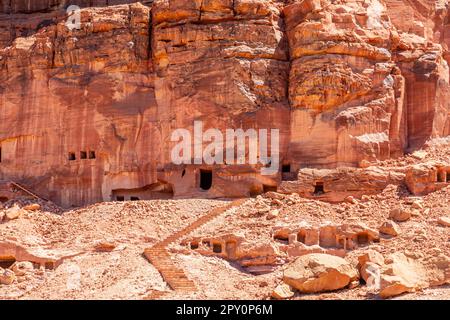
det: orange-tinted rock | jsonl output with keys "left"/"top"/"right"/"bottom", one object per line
{"left": 0, "top": 1, "right": 448, "bottom": 207}
{"left": 379, "top": 252, "right": 450, "bottom": 298}
{"left": 279, "top": 167, "right": 405, "bottom": 202}
{"left": 284, "top": 0, "right": 409, "bottom": 168}
{"left": 283, "top": 253, "right": 359, "bottom": 293}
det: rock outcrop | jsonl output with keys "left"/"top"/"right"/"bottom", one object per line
{"left": 379, "top": 252, "right": 450, "bottom": 298}
{"left": 282, "top": 253, "right": 359, "bottom": 293}
{"left": 0, "top": 0, "right": 448, "bottom": 207}
{"left": 279, "top": 166, "right": 405, "bottom": 202}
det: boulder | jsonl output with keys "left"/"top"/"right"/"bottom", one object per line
{"left": 283, "top": 253, "right": 359, "bottom": 293}
{"left": 379, "top": 220, "right": 400, "bottom": 236}
{"left": 379, "top": 253, "right": 426, "bottom": 298}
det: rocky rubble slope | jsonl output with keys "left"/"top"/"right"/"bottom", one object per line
{"left": 0, "top": 0, "right": 448, "bottom": 206}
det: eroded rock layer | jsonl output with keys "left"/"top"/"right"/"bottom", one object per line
{"left": 0, "top": 0, "right": 449, "bottom": 207}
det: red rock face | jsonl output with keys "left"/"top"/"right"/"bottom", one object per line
{"left": 0, "top": 0, "right": 449, "bottom": 207}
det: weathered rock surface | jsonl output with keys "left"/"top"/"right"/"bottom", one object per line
{"left": 389, "top": 206, "right": 412, "bottom": 222}
{"left": 4, "top": 205, "right": 25, "bottom": 221}
{"left": 94, "top": 241, "right": 117, "bottom": 252}
{"left": 379, "top": 252, "right": 450, "bottom": 298}
{"left": 271, "top": 283, "right": 295, "bottom": 299}
{"left": 379, "top": 220, "right": 400, "bottom": 236}
{"left": 438, "top": 216, "right": 450, "bottom": 227}
{"left": 358, "top": 250, "right": 385, "bottom": 267}
{"left": 282, "top": 253, "right": 359, "bottom": 293}
{"left": 0, "top": 0, "right": 448, "bottom": 207}
{"left": 11, "top": 261, "right": 34, "bottom": 276}
{"left": 405, "top": 162, "right": 450, "bottom": 195}
{"left": 23, "top": 204, "right": 41, "bottom": 211}
{"left": 0, "top": 268, "right": 16, "bottom": 285}
{"left": 279, "top": 166, "right": 405, "bottom": 202}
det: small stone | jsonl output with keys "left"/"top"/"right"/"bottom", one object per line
{"left": 23, "top": 203, "right": 41, "bottom": 211}
{"left": 265, "top": 192, "right": 285, "bottom": 200}
{"left": 360, "top": 262, "right": 381, "bottom": 283}
{"left": 94, "top": 241, "right": 116, "bottom": 252}
{"left": 259, "top": 281, "right": 268, "bottom": 288}
{"left": 410, "top": 209, "right": 422, "bottom": 217}
{"left": 411, "top": 150, "right": 427, "bottom": 160}
{"left": 11, "top": 261, "right": 34, "bottom": 276}
{"left": 271, "top": 283, "right": 295, "bottom": 299}
{"left": 271, "top": 199, "right": 283, "bottom": 206}
{"left": 267, "top": 209, "right": 279, "bottom": 220}
{"left": 359, "top": 160, "right": 372, "bottom": 168}
{"left": 345, "top": 196, "right": 357, "bottom": 204}
{"left": 379, "top": 220, "right": 400, "bottom": 236}
{"left": 0, "top": 268, "right": 16, "bottom": 285}
{"left": 348, "top": 280, "right": 360, "bottom": 289}
{"left": 257, "top": 206, "right": 270, "bottom": 214}
{"left": 336, "top": 207, "right": 345, "bottom": 213}
{"left": 389, "top": 207, "right": 411, "bottom": 222}
{"left": 5, "top": 205, "right": 24, "bottom": 220}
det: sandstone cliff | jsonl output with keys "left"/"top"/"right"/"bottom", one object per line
{"left": 0, "top": 0, "right": 449, "bottom": 207}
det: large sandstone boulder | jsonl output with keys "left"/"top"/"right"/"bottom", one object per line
{"left": 283, "top": 253, "right": 359, "bottom": 293}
